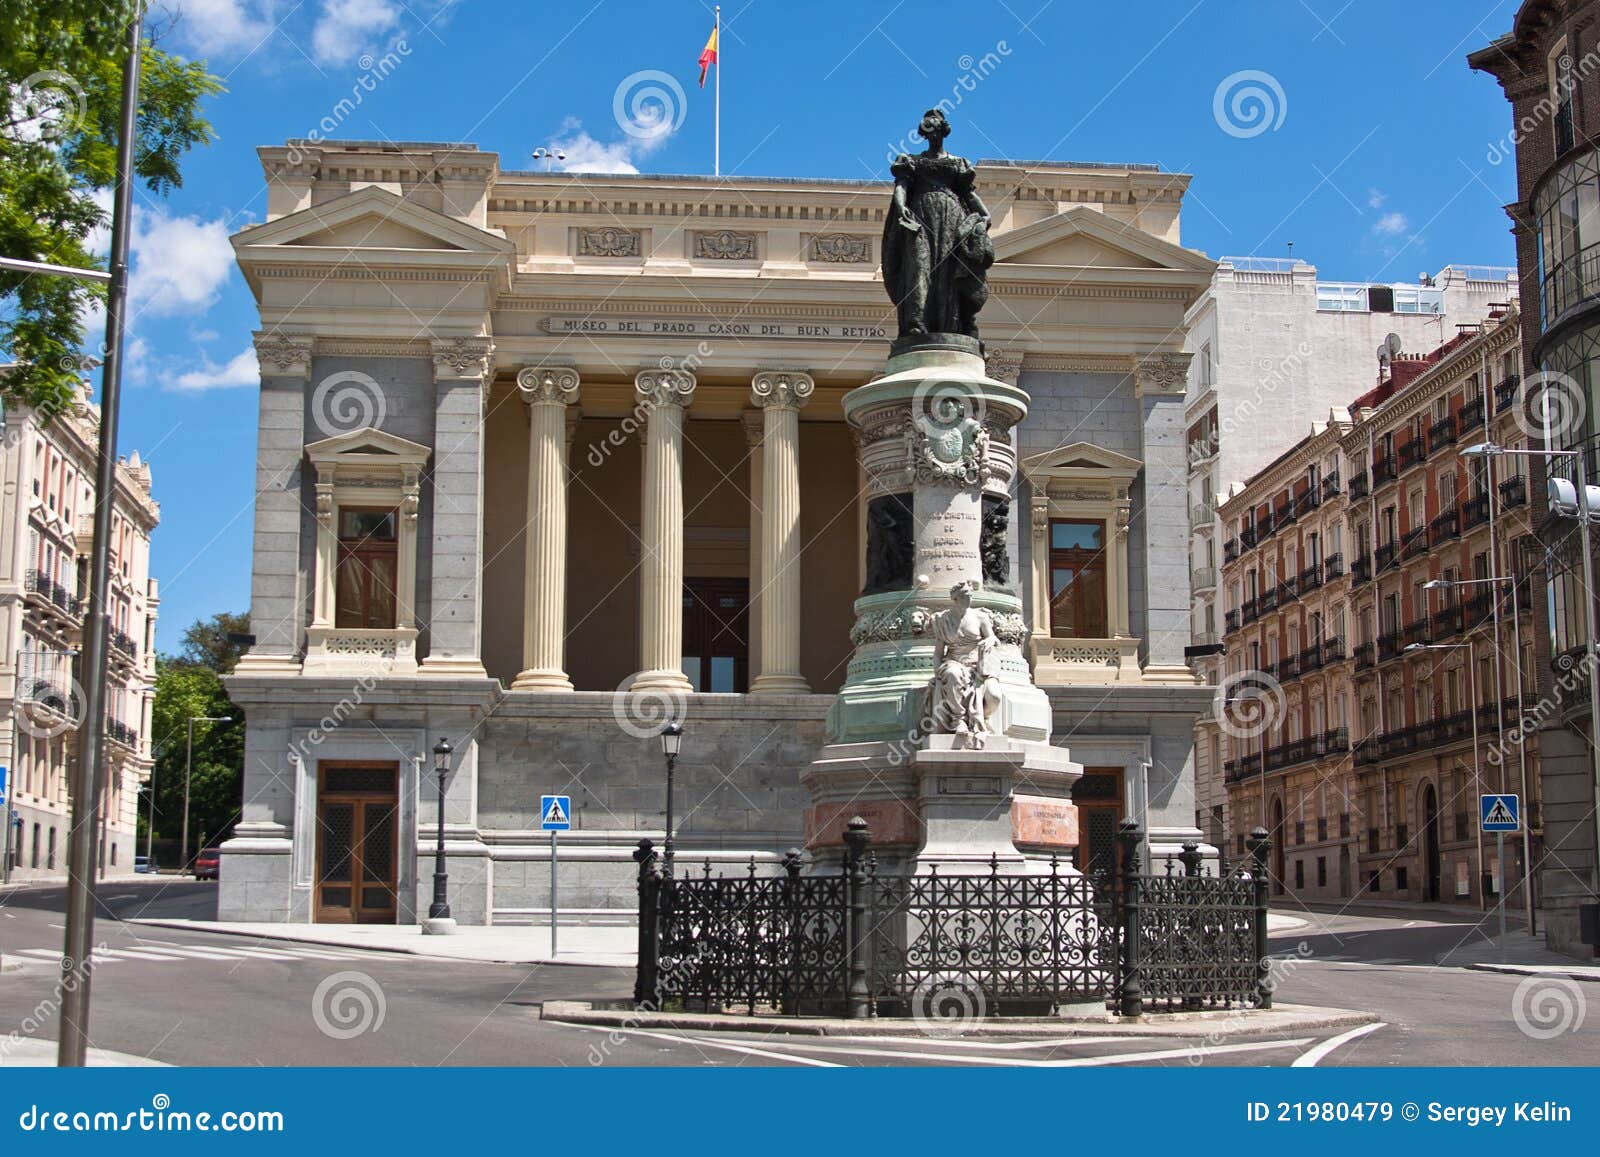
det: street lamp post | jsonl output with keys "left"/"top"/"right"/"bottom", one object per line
{"left": 180, "top": 715, "right": 232, "bottom": 875}
{"left": 1405, "top": 642, "right": 1484, "bottom": 910}
{"left": 660, "top": 722, "right": 683, "bottom": 876}
{"left": 1465, "top": 440, "right": 1600, "bottom": 922}
{"left": 423, "top": 737, "right": 457, "bottom": 935}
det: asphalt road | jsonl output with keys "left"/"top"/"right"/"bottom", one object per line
{"left": 0, "top": 881, "right": 1592, "bottom": 1067}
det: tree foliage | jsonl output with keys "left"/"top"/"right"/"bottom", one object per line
{"left": 146, "top": 612, "right": 246, "bottom": 856}
{"left": 0, "top": 1, "right": 222, "bottom": 414}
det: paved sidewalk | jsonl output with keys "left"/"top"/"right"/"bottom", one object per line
{"left": 127, "top": 917, "right": 635, "bottom": 966}
{"left": 0, "top": 1039, "right": 168, "bottom": 1067}
{"left": 539, "top": 999, "right": 1376, "bottom": 1038}
{"left": 1447, "top": 930, "right": 1600, "bottom": 982}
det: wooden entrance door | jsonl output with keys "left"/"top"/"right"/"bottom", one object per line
{"left": 315, "top": 764, "right": 399, "bottom": 924}
{"left": 1071, "top": 768, "right": 1125, "bottom": 876}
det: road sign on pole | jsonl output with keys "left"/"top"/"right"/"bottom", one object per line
{"left": 541, "top": 796, "right": 571, "bottom": 957}
{"left": 1481, "top": 794, "right": 1520, "bottom": 832}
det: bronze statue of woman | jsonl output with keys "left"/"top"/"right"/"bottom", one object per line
{"left": 881, "top": 108, "right": 994, "bottom": 342}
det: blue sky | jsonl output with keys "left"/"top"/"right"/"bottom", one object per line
{"left": 108, "top": 0, "right": 1525, "bottom": 650}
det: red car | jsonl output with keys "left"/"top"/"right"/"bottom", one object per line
{"left": 193, "top": 846, "right": 221, "bottom": 881}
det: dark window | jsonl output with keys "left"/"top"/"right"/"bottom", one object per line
{"left": 1317, "top": 857, "right": 1327, "bottom": 887}
{"left": 1395, "top": 866, "right": 1409, "bottom": 892}
{"left": 335, "top": 508, "right": 399, "bottom": 629}
{"left": 1048, "top": 519, "right": 1108, "bottom": 638}
{"left": 1294, "top": 860, "right": 1305, "bottom": 889}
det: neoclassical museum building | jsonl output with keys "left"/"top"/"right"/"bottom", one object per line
{"left": 221, "top": 139, "right": 1216, "bottom": 925}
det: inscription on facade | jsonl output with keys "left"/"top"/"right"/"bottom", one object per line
{"left": 543, "top": 316, "right": 889, "bottom": 340}
{"left": 938, "top": 776, "right": 1001, "bottom": 796}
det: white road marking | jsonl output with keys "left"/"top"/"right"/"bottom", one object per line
{"left": 818, "top": 1034, "right": 1134, "bottom": 1051}
{"left": 1292, "top": 1022, "right": 1387, "bottom": 1067}
{"left": 94, "top": 947, "right": 188, "bottom": 961}
{"left": 720, "top": 1035, "right": 1315, "bottom": 1067}
{"left": 554, "top": 1021, "right": 841, "bottom": 1067}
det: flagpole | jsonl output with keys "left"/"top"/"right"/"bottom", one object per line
{"left": 714, "top": 5, "right": 721, "bottom": 177}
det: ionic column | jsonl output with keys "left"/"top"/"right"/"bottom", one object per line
{"left": 631, "top": 369, "right": 696, "bottom": 693}
{"left": 749, "top": 371, "right": 814, "bottom": 695}
{"left": 741, "top": 411, "right": 766, "bottom": 682}
{"left": 512, "top": 366, "right": 580, "bottom": 691}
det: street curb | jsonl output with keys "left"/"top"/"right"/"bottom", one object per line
{"left": 125, "top": 917, "right": 631, "bottom": 968}
{"left": 537, "top": 1000, "right": 1378, "bottom": 1038}
{"left": 1464, "top": 962, "right": 1600, "bottom": 983}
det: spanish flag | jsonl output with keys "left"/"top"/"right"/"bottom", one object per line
{"left": 697, "top": 25, "right": 718, "bottom": 88}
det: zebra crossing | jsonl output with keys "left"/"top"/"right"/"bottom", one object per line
{"left": 2, "top": 940, "right": 381, "bottom": 967}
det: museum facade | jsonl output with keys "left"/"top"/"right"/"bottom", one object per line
{"left": 220, "top": 139, "right": 1216, "bottom": 925}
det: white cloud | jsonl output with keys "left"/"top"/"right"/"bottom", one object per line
{"left": 1367, "top": 188, "right": 1387, "bottom": 210}
{"left": 171, "top": 345, "right": 259, "bottom": 391}
{"left": 312, "top": 0, "right": 401, "bottom": 65}
{"left": 550, "top": 116, "right": 677, "bottom": 176}
{"left": 1373, "top": 212, "right": 1409, "bottom": 237}
{"left": 167, "top": 0, "right": 276, "bottom": 57}
{"left": 130, "top": 207, "right": 237, "bottom": 317}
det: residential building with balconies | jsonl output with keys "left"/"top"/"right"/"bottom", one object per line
{"left": 1214, "top": 411, "right": 1356, "bottom": 897}
{"left": 1337, "top": 309, "right": 1536, "bottom": 909}
{"left": 0, "top": 378, "right": 160, "bottom": 880}
{"left": 1472, "top": 0, "right": 1600, "bottom": 957}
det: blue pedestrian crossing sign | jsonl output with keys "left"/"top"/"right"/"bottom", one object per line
{"left": 1481, "top": 794, "right": 1520, "bottom": 833}
{"left": 0, "top": 764, "right": 8, "bottom": 803}
{"left": 540, "top": 795, "right": 571, "bottom": 831}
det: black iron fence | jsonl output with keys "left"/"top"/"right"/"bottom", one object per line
{"left": 633, "top": 819, "right": 1273, "bottom": 1020}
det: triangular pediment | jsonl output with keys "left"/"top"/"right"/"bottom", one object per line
{"left": 307, "top": 426, "right": 431, "bottom": 467}
{"left": 994, "top": 206, "right": 1215, "bottom": 273}
{"left": 1022, "top": 441, "right": 1143, "bottom": 478}
{"left": 234, "top": 185, "right": 513, "bottom": 257}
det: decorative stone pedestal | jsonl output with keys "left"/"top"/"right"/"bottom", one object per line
{"left": 802, "top": 338, "right": 1082, "bottom": 871}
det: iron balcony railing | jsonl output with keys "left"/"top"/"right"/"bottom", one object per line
{"left": 1494, "top": 375, "right": 1521, "bottom": 413}
{"left": 1459, "top": 395, "right": 1485, "bottom": 429}
{"left": 1430, "top": 506, "right": 1460, "bottom": 541}
{"left": 1402, "top": 620, "right": 1429, "bottom": 650}
{"left": 1192, "top": 565, "right": 1218, "bottom": 590}
{"left": 1499, "top": 475, "right": 1527, "bottom": 509}
{"left": 24, "top": 570, "right": 81, "bottom": 617}
{"left": 1399, "top": 438, "right": 1428, "bottom": 472}
{"left": 1223, "top": 538, "right": 1240, "bottom": 563}
{"left": 1354, "top": 641, "right": 1376, "bottom": 670}
{"left": 1372, "top": 456, "right": 1398, "bottom": 487}
{"left": 1401, "top": 525, "right": 1430, "bottom": 560}
{"left": 1260, "top": 586, "right": 1280, "bottom": 612}
{"left": 1241, "top": 598, "right": 1259, "bottom": 625}
{"left": 1321, "top": 470, "right": 1342, "bottom": 498}
{"left": 1351, "top": 553, "right": 1372, "bottom": 584}
{"left": 1378, "top": 629, "right": 1406, "bottom": 663}
{"left": 1376, "top": 541, "right": 1397, "bottom": 573}
{"left": 1225, "top": 608, "right": 1240, "bottom": 634}
{"left": 1274, "top": 501, "right": 1295, "bottom": 528}
{"left": 104, "top": 716, "right": 138, "bottom": 748}
{"left": 1297, "top": 644, "right": 1322, "bottom": 676}
{"left": 1321, "top": 635, "right": 1346, "bottom": 664}
{"left": 1463, "top": 590, "right": 1495, "bottom": 631}
{"left": 1432, "top": 604, "right": 1463, "bottom": 637}
{"left": 1276, "top": 576, "right": 1298, "bottom": 605}
{"left": 1240, "top": 526, "right": 1258, "bottom": 549}
{"left": 1299, "top": 563, "right": 1323, "bottom": 594}
{"left": 1543, "top": 237, "right": 1600, "bottom": 325}
{"left": 1429, "top": 414, "right": 1457, "bottom": 448}
{"left": 1324, "top": 551, "right": 1345, "bottom": 581}
{"left": 1348, "top": 471, "right": 1370, "bottom": 500}
{"left": 1463, "top": 492, "right": 1491, "bottom": 530}
{"left": 108, "top": 628, "right": 139, "bottom": 659}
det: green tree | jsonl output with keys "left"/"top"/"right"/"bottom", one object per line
{"left": 1, "top": 1, "right": 222, "bottom": 414}
{"left": 145, "top": 616, "right": 245, "bottom": 861}
{"left": 175, "top": 610, "right": 250, "bottom": 673}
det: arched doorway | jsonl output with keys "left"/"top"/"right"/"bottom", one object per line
{"left": 1422, "top": 783, "right": 1442, "bottom": 902}
{"left": 1270, "top": 798, "right": 1286, "bottom": 895}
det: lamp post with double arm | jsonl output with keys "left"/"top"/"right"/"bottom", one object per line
{"left": 660, "top": 722, "right": 683, "bottom": 877}
{"left": 423, "top": 737, "right": 457, "bottom": 935}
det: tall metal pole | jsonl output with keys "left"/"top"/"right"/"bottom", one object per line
{"left": 180, "top": 717, "right": 193, "bottom": 873}
{"left": 1470, "top": 656, "right": 1484, "bottom": 911}
{"left": 713, "top": 5, "right": 721, "bottom": 178}
{"left": 59, "top": 6, "right": 142, "bottom": 1068}
{"left": 663, "top": 751, "right": 676, "bottom": 877}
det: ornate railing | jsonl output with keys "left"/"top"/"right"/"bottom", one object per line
{"left": 633, "top": 821, "right": 1272, "bottom": 1019}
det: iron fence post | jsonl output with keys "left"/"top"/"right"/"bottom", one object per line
{"left": 1246, "top": 826, "right": 1273, "bottom": 1009}
{"left": 1179, "top": 840, "right": 1202, "bottom": 878}
{"left": 780, "top": 848, "right": 804, "bottom": 1014}
{"left": 842, "top": 816, "right": 872, "bottom": 1020}
{"left": 1117, "top": 819, "right": 1144, "bottom": 1018}
{"left": 632, "top": 839, "right": 660, "bottom": 1009}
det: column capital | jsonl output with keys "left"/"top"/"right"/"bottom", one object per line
{"left": 984, "top": 349, "right": 1024, "bottom": 387}
{"left": 430, "top": 335, "right": 495, "bottom": 382}
{"left": 516, "top": 365, "right": 580, "bottom": 405}
{"left": 635, "top": 367, "right": 697, "bottom": 408}
{"left": 750, "top": 370, "right": 815, "bottom": 410}
{"left": 1132, "top": 351, "right": 1192, "bottom": 397}
{"left": 253, "top": 332, "right": 314, "bottom": 380}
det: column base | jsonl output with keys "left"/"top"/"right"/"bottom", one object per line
{"left": 749, "top": 672, "right": 812, "bottom": 696}
{"left": 1140, "top": 663, "right": 1202, "bottom": 685}
{"left": 420, "top": 917, "right": 459, "bottom": 936}
{"left": 628, "top": 667, "right": 693, "bottom": 694}
{"left": 510, "top": 668, "right": 575, "bottom": 692}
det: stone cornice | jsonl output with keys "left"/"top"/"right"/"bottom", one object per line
{"left": 315, "top": 337, "right": 431, "bottom": 359}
